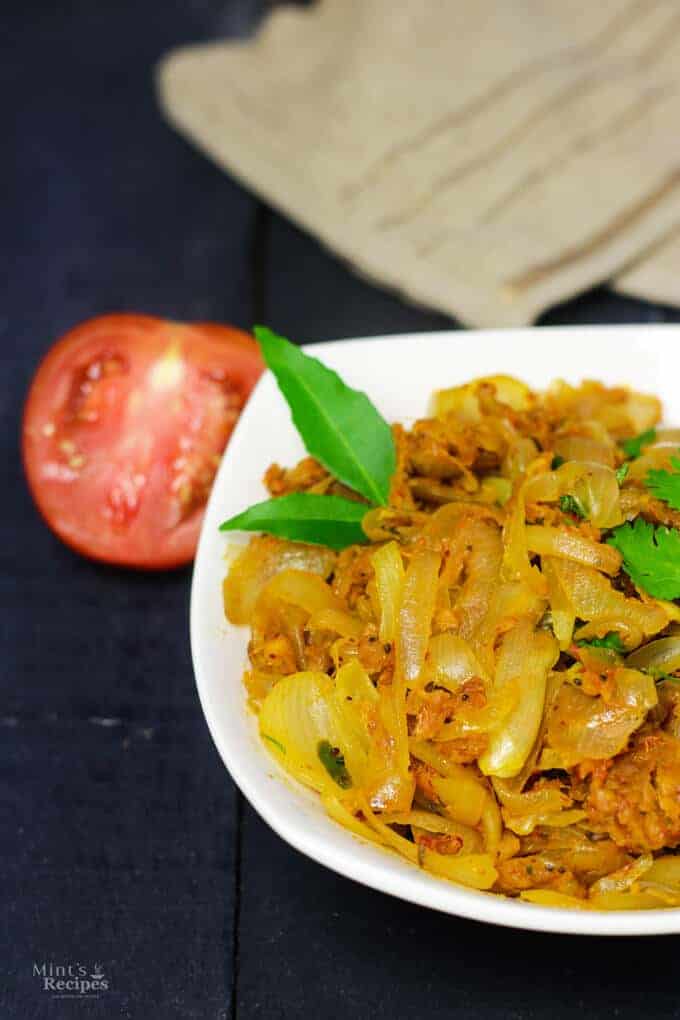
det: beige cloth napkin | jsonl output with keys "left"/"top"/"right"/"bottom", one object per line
{"left": 157, "top": 0, "right": 680, "bottom": 326}
{"left": 616, "top": 226, "right": 680, "bottom": 306}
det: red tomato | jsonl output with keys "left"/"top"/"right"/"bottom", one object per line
{"left": 22, "top": 314, "right": 264, "bottom": 568}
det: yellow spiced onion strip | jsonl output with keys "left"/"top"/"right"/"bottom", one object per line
{"left": 547, "top": 559, "right": 668, "bottom": 640}
{"left": 625, "top": 636, "right": 680, "bottom": 675}
{"left": 524, "top": 461, "right": 623, "bottom": 529}
{"left": 422, "top": 633, "right": 490, "bottom": 691}
{"left": 223, "top": 536, "right": 336, "bottom": 624}
{"left": 478, "top": 619, "right": 558, "bottom": 779}
{"left": 360, "top": 798, "right": 497, "bottom": 890}
{"left": 392, "top": 548, "right": 441, "bottom": 774}
{"left": 526, "top": 525, "right": 622, "bottom": 576}
{"left": 371, "top": 541, "right": 404, "bottom": 643}
{"left": 546, "top": 669, "right": 657, "bottom": 765}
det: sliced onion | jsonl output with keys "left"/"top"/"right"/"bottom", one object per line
{"left": 434, "top": 685, "right": 517, "bottom": 738}
{"left": 422, "top": 633, "right": 490, "bottom": 690}
{"left": 371, "top": 541, "right": 405, "bottom": 643}
{"left": 546, "top": 669, "right": 657, "bottom": 763}
{"left": 361, "top": 507, "right": 429, "bottom": 543}
{"left": 502, "top": 437, "right": 539, "bottom": 480}
{"left": 651, "top": 428, "right": 680, "bottom": 447}
{"left": 492, "top": 777, "right": 568, "bottom": 818}
{"left": 502, "top": 477, "right": 547, "bottom": 595}
{"left": 392, "top": 548, "right": 441, "bottom": 773}
{"left": 258, "top": 671, "right": 340, "bottom": 793}
{"left": 526, "top": 461, "right": 623, "bottom": 528}
{"left": 626, "top": 636, "right": 680, "bottom": 675}
{"left": 244, "top": 669, "right": 282, "bottom": 707}
{"left": 479, "top": 476, "right": 513, "bottom": 506}
{"left": 431, "top": 770, "right": 490, "bottom": 827}
{"left": 627, "top": 445, "right": 678, "bottom": 482}
{"left": 421, "top": 502, "right": 504, "bottom": 543}
{"left": 526, "top": 525, "right": 622, "bottom": 575}
{"left": 307, "top": 607, "right": 363, "bottom": 639}
{"left": 553, "top": 435, "right": 615, "bottom": 467}
{"left": 423, "top": 851, "right": 498, "bottom": 889}
{"left": 432, "top": 375, "right": 533, "bottom": 421}
{"left": 520, "top": 890, "right": 590, "bottom": 909}
{"left": 364, "top": 687, "right": 415, "bottom": 812}
{"left": 620, "top": 392, "right": 662, "bottom": 434}
{"left": 410, "top": 738, "right": 479, "bottom": 780}
{"left": 480, "top": 796, "right": 503, "bottom": 853}
{"left": 259, "top": 569, "right": 343, "bottom": 615}
{"left": 642, "top": 855, "right": 680, "bottom": 890}
{"left": 387, "top": 811, "right": 483, "bottom": 854}
{"left": 454, "top": 520, "right": 504, "bottom": 639}
{"left": 588, "top": 890, "right": 672, "bottom": 910}
{"left": 361, "top": 798, "right": 497, "bottom": 889}
{"left": 542, "top": 557, "right": 576, "bottom": 649}
{"left": 547, "top": 559, "right": 667, "bottom": 639}
{"left": 334, "top": 660, "right": 379, "bottom": 704}
{"left": 396, "top": 548, "right": 441, "bottom": 685}
{"left": 505, "top": 808, "right": 587, "bottom": 837}
{"left": 589, "top": 854, "right": 654, "bottom": 897}
{"left": 478, "top": 619, "right": 558, "bottom": 778}
{"left": 322, "top": 793, "right": 378, "bottom": 842}
{"left": 545, "top": 381, "right": 660, "bottom": 435}
{"left": 472, "top": 580, "right": 547, "bottom": 673}
{"left": 224, "top": 537, "right": 336, "bottom": 624}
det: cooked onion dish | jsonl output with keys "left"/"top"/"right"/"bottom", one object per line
{"left": 224, "top": 374, "right": 680, "bottom": 910}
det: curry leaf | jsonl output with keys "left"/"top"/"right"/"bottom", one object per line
{"left": 645, "top": 455, "right": 680, "bottom": 511}
{"left": 317, "top": 740, "right": 352, "bottom": 789}
{"left": 255, "top": 326, "right": 395, "bottom": 505}
{"left": 219, "top": 493, "right": 368, "bottom": 550}
{"left": 607, "top": 518, "right": 680, "bottom": 599}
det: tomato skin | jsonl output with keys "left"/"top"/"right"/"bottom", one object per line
{"left": 22, "top": 314, "right": 264, "bottom": 569}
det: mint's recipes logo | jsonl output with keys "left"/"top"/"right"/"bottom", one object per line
{"left": 33, "top": 961, "right": 109, "bottom": 997}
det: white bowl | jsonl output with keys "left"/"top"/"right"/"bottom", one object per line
{"left": 191, "top": 325, "right": 680, "bottom": 936}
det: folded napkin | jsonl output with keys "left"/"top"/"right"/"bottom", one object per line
{"left": 158, "top": 0, "right": 680, "bottom": 325}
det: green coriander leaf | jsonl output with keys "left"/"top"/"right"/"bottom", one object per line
{"left": 220, "top": 493, "right": 368, "bottom": 550}
{"left": 559, "top": 493, "right": 587, "bottom": 519}
{"left": 317, "top": 740, "right": 352, "bottom": 789}
{"left": 645, "top": 455, "right": 680, "bottom": 510}
{"left": 620, "top": 428, "right": 657, "bottom": 460}
{"left": 222, "top": 492, "right": 368, "bottom": 550}
{"left": 607, "top": 518, "right": 680, "bottom": 599}
{"left": 255, "top": 326, "right": 395, "bottom": 505}
{"left": 615, "top": 463, "right": 629, "bottom": 486}
{"left": 551, "top": 455, "right": 565, "bottom": 470}
{"left": 577, "top": 632, "right": 626, "bottom": 654}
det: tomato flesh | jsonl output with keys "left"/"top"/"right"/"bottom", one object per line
{"left": 22, "top": 315, "right": 264, "bottom": 568}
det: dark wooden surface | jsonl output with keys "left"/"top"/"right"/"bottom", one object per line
{"left": 4, "top": 3, "right": 680, "bottom": 1017}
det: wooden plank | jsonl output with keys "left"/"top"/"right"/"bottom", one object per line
{"left": 1, "top": 2, "right": 267, "bottom": 1017}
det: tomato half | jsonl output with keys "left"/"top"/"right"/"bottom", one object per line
{"left": 22, "top": 314, "right": 264, "bottom": 568}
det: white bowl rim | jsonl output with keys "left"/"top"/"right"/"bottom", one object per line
{"left": 191, "top": 325, "right": 680, "bottom": 936}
